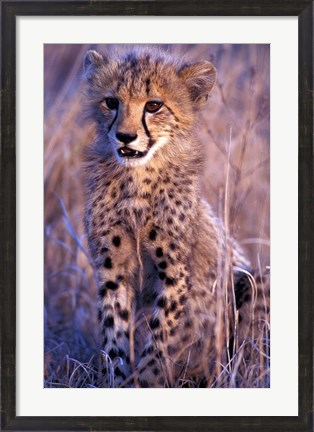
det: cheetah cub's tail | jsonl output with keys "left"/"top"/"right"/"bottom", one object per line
{"left": 230, "top": 265, "right": 270, "bottom": 384}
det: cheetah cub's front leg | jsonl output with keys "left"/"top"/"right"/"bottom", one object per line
{"left": 93, "top": 225, "right": 137, "bottom": 387}
{"left": 137, "top": 226, "right": 192, "bottom": 387}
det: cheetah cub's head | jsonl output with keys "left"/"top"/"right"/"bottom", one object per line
{"left": 84, "top": 49, "right": 216, "bottom": 167}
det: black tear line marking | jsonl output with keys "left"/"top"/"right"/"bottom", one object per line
{"left": 108, "top": 110, "right": 118, "bottom": 133}
{"left": 141, "top": 110, "right": 151, "bottom": 138}
{"left": 141, "top": 110, "right": 155, "bottom": 149}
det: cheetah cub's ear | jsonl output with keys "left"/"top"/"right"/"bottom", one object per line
{"left": 83, "top": 50, "right": 104, "bottom": 80}
{"left": 179, "top": 61, "right": 217, "bottom": 105}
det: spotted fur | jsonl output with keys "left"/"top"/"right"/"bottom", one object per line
{"left": 83, "top": 48, "right": 265, "bottom": 388}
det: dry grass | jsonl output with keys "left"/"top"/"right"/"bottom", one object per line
{"left": 44, "top": 44, "right": 270, "bottom": 388}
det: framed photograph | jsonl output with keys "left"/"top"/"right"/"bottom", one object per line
{"left": 1, "top": 1, "right": 312, "bottom": 431}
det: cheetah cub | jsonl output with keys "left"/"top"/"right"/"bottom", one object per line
{"left": 83, "top": 48, "right": 251, "bottom": 388}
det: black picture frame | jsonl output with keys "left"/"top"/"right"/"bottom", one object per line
{"left": 1, "top": 1, "right": 313, "bottom": 431}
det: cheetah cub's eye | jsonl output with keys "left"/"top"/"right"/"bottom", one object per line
{"left": 145, "top": 101, "right": 163, "bottom": 113}
{"left": 104, "top": 98, "right": 119, "bottom": 110}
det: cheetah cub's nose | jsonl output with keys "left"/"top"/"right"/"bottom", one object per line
{"left": 116, "top": 132, "right": 138, "bottom": 145}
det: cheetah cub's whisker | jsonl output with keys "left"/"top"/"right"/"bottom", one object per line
{"left": 83, "top": 47, "right": 253, "bottom": 388}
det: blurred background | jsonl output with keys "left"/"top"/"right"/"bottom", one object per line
{"left": 44, "top": 44, "right": 270, "bottom": 387}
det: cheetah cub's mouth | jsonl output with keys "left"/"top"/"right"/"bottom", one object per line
{"left": 118, "top": 147, "right": 148, "bottom": 159}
